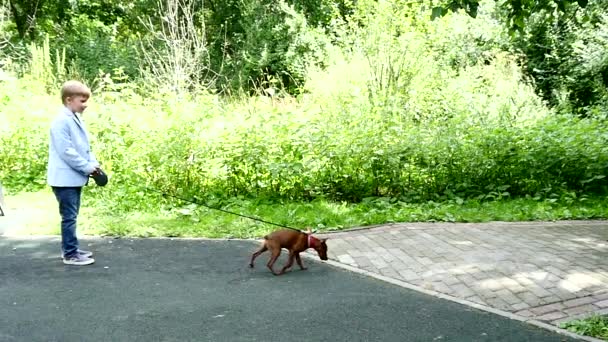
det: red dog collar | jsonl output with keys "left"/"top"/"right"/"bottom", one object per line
{"left": 308, "top": 234, "right": 319, "bottom": 248}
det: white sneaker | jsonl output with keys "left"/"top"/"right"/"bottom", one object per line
{"left": 63, "top": 254, "right": 95, "bottom": 266}
{"left": 60, "top": 249, "right": 93, "bottom": 259}
{"left": 76, "top": 249, "right": 93, "bottom": 258}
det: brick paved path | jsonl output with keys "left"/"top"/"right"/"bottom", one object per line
{"left": 317, "top": 221, "right": 608, "bottom": 327}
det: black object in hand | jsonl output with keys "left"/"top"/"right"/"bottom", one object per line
{"left": 90, "top": 169, "right": 108, "bottom": 186}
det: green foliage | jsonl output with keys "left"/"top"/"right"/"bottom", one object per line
{"left": 2, "top": 0, "right": 607, "bottom": 101}
{"left": 511, "top": 0, "right": 608, "bottom": 117}
{"left": 286, "top": 0, "right": 351, "bottom": 27}
{"left": 2, "top": 0, "right": 343, "bottom": 93}
{"left": 55, "top": 14, "right": 139, "bottom": 82}
{"left": 0, "top": 78, "right": 49, "bottom": 191}
{"left": 67, "top": 195, "right": 608, "bottom": 236}
{"left": 2, "top": 67, "right": 607, "bottom": 207}
{"left": 2, "top": 0, "right": 608, "bottom": 224}
{"left": 431, "top": 0, "right": 589, "bottom": 32}
{"left": 1, "top": 0, "right": 139, "bottom": 83}
{"left": 208, "top": 0, "right": 332, "bottom": 93}
{"left": 5, "top": 189, "right": 608, "bottom": 237}
{"left": 561, "top": 315, "right": 608, "bottom": 340}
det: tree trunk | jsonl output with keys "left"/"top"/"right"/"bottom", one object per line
{"left": 9, "top": 0, "right": 28, "bottom": 39}
{"left": 8, "top": 0, "right": 47, "bottom": 40}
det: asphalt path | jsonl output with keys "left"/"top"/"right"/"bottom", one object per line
{"left": 0, "top": 237, "right": 581, "bottom": 342}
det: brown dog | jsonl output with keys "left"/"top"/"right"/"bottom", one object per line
{"left": 249, "top": 228, "right": 328, "bottom": 276}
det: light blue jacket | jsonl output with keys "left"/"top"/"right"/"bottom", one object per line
{"left": 47, "top": 106, "right": 99, "bottom": 187}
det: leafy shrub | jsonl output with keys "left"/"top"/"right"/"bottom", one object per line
{"left": 2, "top": 72, "right": 607, "bottom": 209}
{"left": 2, "top": 1, "right": 607, "bottom": 212}
{"left": 511, "top": 1, "right": 608, "bottom": 117}
{"left": 211, "top": 0, "right": 332, "bottom": 93}
{"left": 561, "top": 315, "right": 608, "bottom": 340}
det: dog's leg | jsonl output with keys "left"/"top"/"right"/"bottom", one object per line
{"left": 249, "top": 243, "right": 268, "bottom": 268}
{"left": 279, "top": 251, "right": 296, "bottom": 275}
{"left": 267, "top": 247, "right": 282, "bottom": 276}
{"left": 295, "top": 253, "right": 307, "bottom": 271}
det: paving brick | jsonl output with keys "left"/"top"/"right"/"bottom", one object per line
{"left": 495, "top": 289, "right": 523, "bottom": 306}
{"left": 415, "top": 257, "right": 434, "bottom": 266}
{"left": 361, "top": 265, "right": 378, "bottom": 273}
{"left": 538, "top": 295, "right": 562, "bottom": 305}
{"left": 593, "top": 290, "right": 608, "bottom": 300}
{"left": 388, "top": 260, "right": 409, "bottom": 272}
{"left": 564, "top": 304, "right": 598, "bottom": 316}
{"left": 514, "top": 309, "right": 534, "bottom": 318}
{"left": 397, "top": 254, "right": 417, "bottom": 264}
{"left": 471, "top": 271, "right": 489, "bottom": 281}
{"left": 548, "top": 288, "right": 578, "bottom": 301}
{"left": 511, "top": 302, "right": 530, "bottom": 311}
{"left": 465, "top": 295, "right": 487, "bottom": 306}
{"left": 337, "top": 254, "right": 356, "bottom": 265}
{"left": 596, "top": 299, "right": 608, "bottom": 308}
{"left": 369, "top": 257, "right": 388, "bottom": 269}
{"left": 507, "top": 284, "right": 528, "bottom": 294}
{"left": 479, "top": 279, "right": 502, "bottom": 291}
{"left": 430, "top": 281, "right": 453, "bottom": 294}
{"left": 398, "top": 269, "right": 421, "bottom": 282}
{"left": 476, "top": 289, "right": 499, "bottom": 300}
{"left": 408, "top": 279, "right": 424, "bottom": 286}
{"left": 497, "top": 277, "right": 521, "bottom": 288}
{"left": 442, "top": 276, "right": 462, "bottom": 286}
{"left": 380, "top": 268, "right": 401, "bottom": 279}
{"left": 517, "top": 292, "right": 541, "bottom": 307}
{"left": 527, "top": 286, "right": 553, "bottom": 298}
{"left": 535, "top": 311, "right": 568, "bottom": 322}
{"left": 529, "top": 303, "right": 566, "bottom": 315}
{"left": 323, "top": 220, "right": 608, "bottom": 325}
{"left": 485, "top": 297, "right": 511, "bottom": 311}
{"left": 562, "top": 296, "right": 596, "bottom": 308}
{"left": 379, "top": 252, "right": 397, "bottom": 263}
{"left": 387, "top": 248, "right": 408, "bottom": 257}
{"left": 352, "top": 257, "right": 373, "bottom": 268}
{"left": 451, "top": 284, "right": 476, "bottom": 298}
{"left": 456, "top": 274, "right": 476, "bottom": 284}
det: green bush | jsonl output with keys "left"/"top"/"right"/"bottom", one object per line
{"left": 2, "top": 74, "right": 607, "bottom": 209}
{"left": 511, "top": 1, "right": 608, "bottom": 117}
{"left": 2, "top": 1, "right": 607, "bottom": 213}
{"left": 211, "top": 0, "right": 332, "bottom": 93}
{"left": 561, "top": 315, "right": 608, "bottom": 340}
{"left": 54, "top": 14, "right": 139, "bottom": 82}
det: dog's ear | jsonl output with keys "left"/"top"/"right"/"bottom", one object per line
{"left": 321, "top": 238, "right": 328, "bottom": 242}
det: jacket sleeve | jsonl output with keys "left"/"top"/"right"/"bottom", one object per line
{"left": 89, "top": 149, "right": 99, "bottom": 166}
{"left": 50, "top": 120, "right": 97, "bottom": 175}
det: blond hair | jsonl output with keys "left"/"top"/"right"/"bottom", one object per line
{"left": 60, "top": 80, "right": 91, "bottom": 104}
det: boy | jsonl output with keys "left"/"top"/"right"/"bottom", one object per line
{"left": 48, "top": 80, "right": 100, "bottom": 266}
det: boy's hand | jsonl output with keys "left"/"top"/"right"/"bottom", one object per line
{"left": 90, "top": 167, "right": 102, "bottom": 176}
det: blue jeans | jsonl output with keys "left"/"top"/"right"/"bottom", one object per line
{"left": 52, "top": 187, "right": 82, "bottom": 257}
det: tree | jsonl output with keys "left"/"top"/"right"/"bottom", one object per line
{"left": 8, "top": 0, "right": 47, "bottom": 39}
{"left": 509, "top": 0, "right": 608, "bottom": 116}
{"left": 432, "top": 0, "right": 589, "bottom": 32}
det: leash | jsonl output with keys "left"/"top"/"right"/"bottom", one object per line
{"left": 132, "top": 182, "right": 304, "bottom": 232}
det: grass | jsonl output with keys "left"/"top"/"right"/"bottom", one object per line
{"left": 2, "top": 189, "right": 608, "bottom": 238}
{"left": 560, "top": 315, "right": 608, "bottom": 340}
